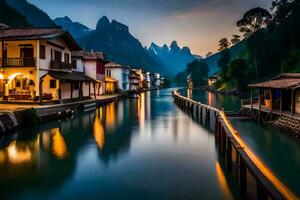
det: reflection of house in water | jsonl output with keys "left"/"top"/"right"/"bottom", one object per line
{"left": 93, "top": 108, "right": 105, "bottom": 150}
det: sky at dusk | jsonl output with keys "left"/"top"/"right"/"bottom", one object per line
{"left": 29, "top": 0, "right": 273, "bottom": 55}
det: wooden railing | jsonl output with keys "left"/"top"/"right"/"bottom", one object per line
{"left": 172, "top": 90, "right": 298, "bottom": 200}
{"left": 51, "top": 60, "right": 72, "bottom": 70}
{"left": 0, "top": 57, "right": 36, "bottom": 67}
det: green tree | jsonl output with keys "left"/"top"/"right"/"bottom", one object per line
{"left": 218, "top": 38, "right": 230, "bottom": 52}
{"left": 231, "top": 34, "right": 241, "bottom": 45}
{"left": 227, "top": 59, "right": 249, "bottom": 90}
{"left": 186, "top": 60, "right": 209, "bottom": 87}
{"left": 218, "top": 49, "right": 231, "bottom": 81}
{"left": 237, "top": 7, "right": 272, "bottom": 81}
{"left": 206, "top": 52, "right": 213, "bottom": 58}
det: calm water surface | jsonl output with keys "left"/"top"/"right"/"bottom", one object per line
{"left": 186, "top": 89, "right": 300, "bottom": 197}
{"left": 0, "top": 88, "right": 239, "bottom": 200}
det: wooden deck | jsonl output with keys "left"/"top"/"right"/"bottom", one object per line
{"left": 242, "top": 104, "right": 300, "bottom": 120}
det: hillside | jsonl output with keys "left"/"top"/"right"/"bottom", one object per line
{"left": 78, "top": 16, "right": 170, "bottom": 75}
{"left": 204, "top": 41, "right": 246, "bottom": 76}
{"left": 6, "top": 0, "right": 56, "bottom": 27}
{"left": 0, "top": 0, "right": 30, "bottom": 27}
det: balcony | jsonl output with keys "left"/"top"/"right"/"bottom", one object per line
{"left": 51, "top": 60, "right": 72, "bottom": 71}
{"left": 0, "top": 57, "right": 36, "bottom": 68}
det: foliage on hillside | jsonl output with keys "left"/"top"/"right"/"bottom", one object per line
{"left": 217, "top": 0, "right": 300, "bottom": 92}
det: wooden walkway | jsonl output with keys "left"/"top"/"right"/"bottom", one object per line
{"left": 172, "top": 90, "right": 299, "bottom": 200}
{"left": 242, "top": 104, "right": 300, "bottom": 120}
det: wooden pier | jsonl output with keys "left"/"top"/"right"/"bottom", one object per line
{"left": 172, "top": 90, "right": 299, "bottom": 200}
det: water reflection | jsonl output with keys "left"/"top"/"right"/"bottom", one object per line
{"left": 0, "top": 89, "right": 240, "bottom": 199}
{"left": 93, "top": 108, "right": 105, "bottom": 150}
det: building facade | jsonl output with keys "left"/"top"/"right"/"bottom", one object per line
{"left": 0, "top": 27, "right": 93, "bottom": 103}
{"left": 72, "top": 51, "right": 107, "bottom": 97}
{"left": 105, "top": 62, "right": 130, "bottom": 91}
{"left": 129, "top": 69, "right": 144, "bottom": 91}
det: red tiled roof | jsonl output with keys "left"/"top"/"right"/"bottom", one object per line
{"left": 249, "top": 78, "right": 300, "bottom": 89}
{"left": 0, "top": 27, "right": 81, "bottom": 51}
{"left": 0, "top": 28, "right": 64, "bottom": 40}
{"left": 105, "top": 61, "right": 122, "bottom": 68}
{"left": 72, "top": 51, "right": 107, "bottom": 61}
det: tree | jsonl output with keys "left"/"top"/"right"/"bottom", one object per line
{"left": 218, "top": 49, "right": 231, "bottom": 81}
{"left": 271, "top": 0, "right": 296, "bottom": 25}
{"left": 237, "top": 7, "right": 272, "bottom": 81}
{"left": 186, "top": 60, "right": 209, "bottom": 86}
{"left": 227, "top": 59, "right": 249, "bottom": 90}
{"left": 218, "top": 38, "right": 230, "bottom": 52}
{"left": 206, "top": 52, "right": 213, "bottom": 58}
{"left": 231, "top": 34, "right": 241, "bottom": 45}
{"left": 237, "top": 7, "right": 272, "bottom": 38}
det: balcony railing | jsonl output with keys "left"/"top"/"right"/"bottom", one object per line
{"left": 0, "top": 57, "right": 36, "bottom": 67}
{"left": 51, "top": 60, "right": 72, "bottom": 71}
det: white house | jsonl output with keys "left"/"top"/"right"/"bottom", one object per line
{"left": 0, "top": 27, "right": 93, "bottom": 103}
{"left": 72, "top": 51, "right": 107, "bottom": 97}
{"left": 129, "top": 68, "right": 144, "bottom": 91}
{"left": 105, "top": 62, "right": 130, "bottom": 91}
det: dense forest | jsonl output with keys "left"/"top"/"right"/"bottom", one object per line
{"left": 177, "top": 0, "right": 300, "bottom": 92}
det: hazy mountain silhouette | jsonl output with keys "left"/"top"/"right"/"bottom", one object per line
{"left": 6, "top": 0, "right": 56, "bottom": 27}
{"left": 147, "top": 41, "right": 197, "bottom": 75}
{"left": 78, "top": 16, "right": 170, "bottom": 75}
{"left": 54, "top": 16, "right": 93, "bottom": 39}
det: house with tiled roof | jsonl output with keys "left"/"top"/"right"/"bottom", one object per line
{"left": 105, "top": 61, "right": 130, "bottom": 91}
{"left": 0, "top": 27, "right": 94, "bottom": 103}
{"left": 72, "top": 51, "right": 108, "bottom": 96}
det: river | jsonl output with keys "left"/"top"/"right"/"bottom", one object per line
{"left": 0, "top": 88, "right": 241, "bottom": 200}
{"left": 184, "top": 88, "right": 300, "bottom": 197}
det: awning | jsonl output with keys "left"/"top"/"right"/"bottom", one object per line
{"left": 46, "top": 71, "right": 95, "bottom": 82}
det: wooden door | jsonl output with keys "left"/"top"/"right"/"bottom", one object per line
{"left": 296, "top": 91, "right": 300, "bottom": 114}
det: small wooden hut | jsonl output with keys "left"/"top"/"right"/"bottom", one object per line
{"left": 248, "top": 73, "right": 300, "bottom": 116}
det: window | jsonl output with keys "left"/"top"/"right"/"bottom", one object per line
{"left": 40, "top": 45, "right": 46, "bottom": 59}
{"left": 50, "top": 80, "right": 57, "bottom": 89}
{"left": 54, "top": 50, "right": 62, "bottom": 61}
{"left": 64, "top": 53, "right": 70, "bottom": 63}
{"left": 72, "top": 60, "right": 77, "bottom": 69}
{"left": 74, "top": 82, "right": 79, "bottom": 89}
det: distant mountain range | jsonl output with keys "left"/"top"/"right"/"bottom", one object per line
{"left": 54, "top": 16, "right": 92, "bottom": 39}
{"left": 0, "top": 0, "right": 205, "bottom": 76}
{"left": 147, "top": 41, "right": 198, "bottom": 74}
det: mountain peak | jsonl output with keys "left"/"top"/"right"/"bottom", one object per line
{"left": 61, "top": 16, "right": 72, "bottom": 23}
{"left": 96, "top": 16, "right": 111, "bottom": 30}
{"left": 111, "top": 19, "right": 129, "bottom": 32}
{"left": 181, "top": 46, "right": 191, "bottom": 54}
{"left": 170, "top": 40, "right": 180, "bottom": 53}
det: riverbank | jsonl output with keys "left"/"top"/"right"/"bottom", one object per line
{"left": 0, "top": 94, "right": 119, "bottom": 134}
{"left": 173, "top": 89, "right": 299, "bottom": 200}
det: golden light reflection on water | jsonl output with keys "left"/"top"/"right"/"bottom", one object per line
{"left": 51, "top": 128, "right": 69, "bottom": 159}
{"left": 138, "top": 93, "right": 145, "bottom": 127}
{"left": 215, "top": 161, "right": 233, "bottom": 200}
{"left": 106, "top": 102, "right": 116, "bottom": 130}
{"left": 93, "top": 109, "right": 105, "bottom": 149}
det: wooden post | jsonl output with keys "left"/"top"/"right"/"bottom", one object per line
{"left": 280, "top": 89, "right": 282, "bottom": 115}
{"left": 1, "top": 40, "right": 4, "bottom": 67}
{"left": 257, "top": 182, "right": 268, "bottom": 200}
{"left": 239, "top": 156, "right": 247, "bottom": 197}
{"left": 94, "top": 83, "right": 96, "bottom": 99}
{"left": 291, "top": 89, "right": 294, "bottom": 116}
{"left": 250, "top": 88, "right": 253, "bottom": 118}
{"left": 58, "top": 79, "right": 62, "bottom": 104}
{"left": 39, "top": 78, "right": 43, "bottom": 103}
{"left": 89, "top": 81, "right": 91, "bottom": 97}
{"left": 258, "top": 88, "right": 262, "bottom": 122}
{"left": 70, "top": 82, "right": 73, "bottom": 100}
{"left": 227, "top": 139, "right": 232, "bottom": 170}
